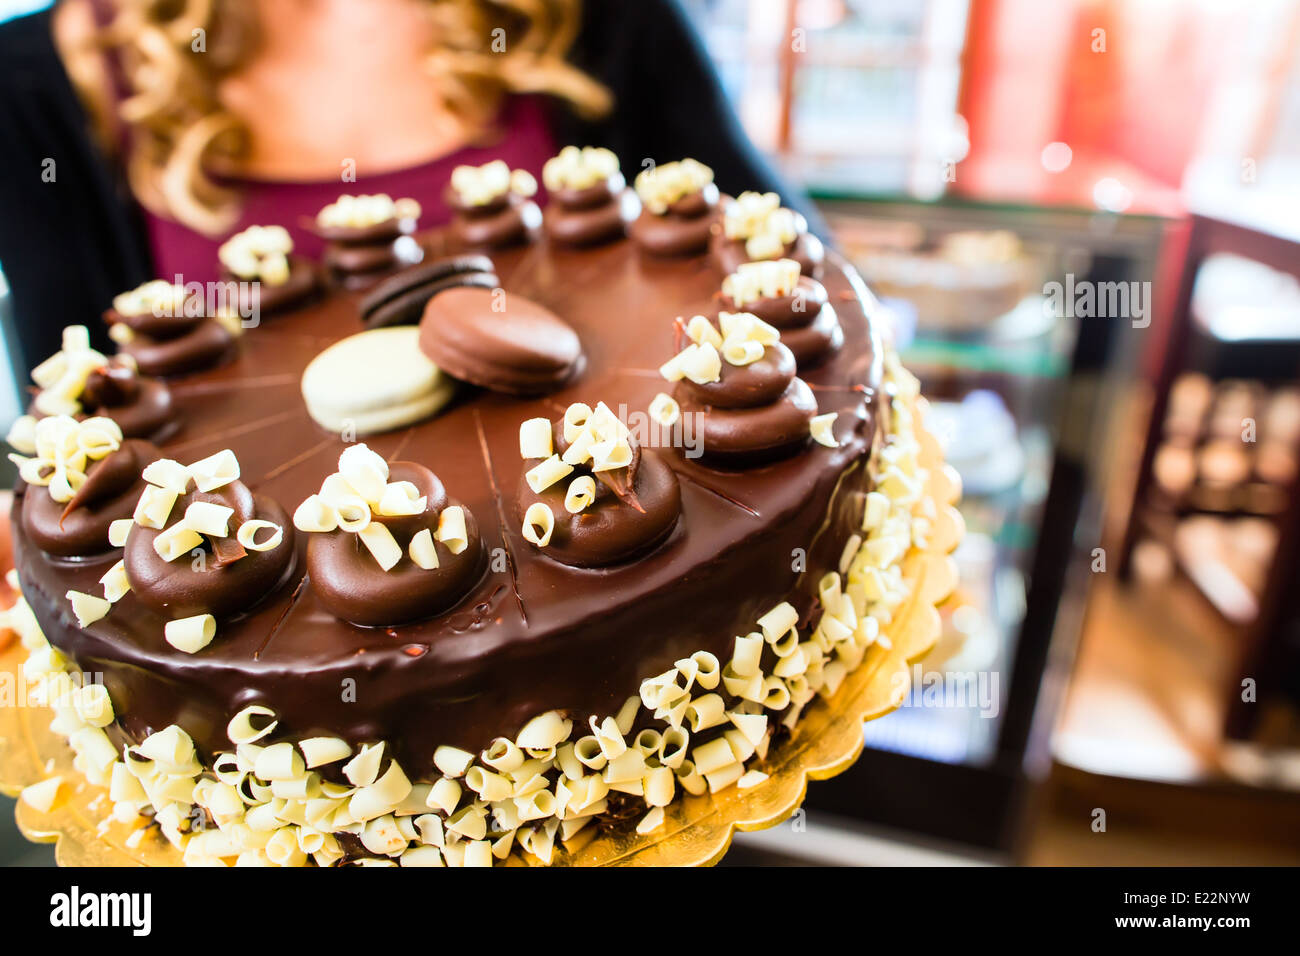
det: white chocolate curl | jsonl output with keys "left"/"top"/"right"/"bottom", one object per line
{"left": 408, "top": 528, "right": 440, "bottom": 570}
{"left": 522, "top": 502, "right": 554, "bottom": 548}
{"left": 164, "top": 613, "right": 217, "bottom": 654}
{"left": 377, "top": 481, "right": 425, "bottom": 517}
{"left": 723, "top": 339, "right": 764, "bottom": 367}
{"left": 517, "top": 711, "right": 573, "bottom": 752}
{"left": 542, "top": 146, "right": 619, "bottom": 191}
{"left": 189, "top": 449, "right": 240, "bottom": 493}
{"left": 316, "top": 194, "right": 421, "bottom": 229}
{"left": 648, "top": 393, "right": 680, "bottom": 427}
{"left": 237, "top": 519, "right": 284, "bottom": 552}
{"left": 300, "top": 736, "right": 351, "bottom": 768}
{"left": 22, "top": 325, "right": 109, "bottom": 419}
{"left": 293, "top": 494, "right": 339, "bottom": 533}
{"left": 451, "top": 160, "right": 537, "bottom": 206}
{"left": 810, "top": 412, "right": 839, "bottom": 448}
{"left": 73, "top": 683, "right": 115, "bottom": 727}
{"left": 142, "top": 458, "right": 192, "bottom": 493}
{"left": 722, "top": 258, "right": 801, "bottom": 307}
{"left": 112, "top": 280, "right": 189, "bottom": 318}
{"left": 562, "top": 403, "right": 592, "bottom": 442}
{"left": 661, "top": 342, "right": 722, "bottom": 385}
{"left": 153, "top": 523, "right": 203, "bottom": 563}
{"left": 433, "top": 745, "right": 474, "bottom": 778}
{"left": 100, "top": 560, "right": 131, "bottom": 603}
{"left": 359, "top": 522, "right": 402, "bottom": 571}
{"left": 133, "top": 484, "right": 178, "bottom": 530}
{"left": 518, "top": 417, "right": 553, "bottom": 460}
{"left": 564, "top": 475, "right": 596, "bottom": 514}
{"left": 227, "top": 704, "right": 279, "bottom": 744}
{"left": 435, "top": 506, "right": 469, "bottom": 555}
{"left": 338, "top": 444, "right": 389, "bottom": 504}
{"left": 20, "top": 777, "right": 62, "bottom": 813}
{"left": 66, "top": 590, "right": 111, "bottom": 627}
{"left": 183, "top": 500, "right": 233, "bottom": 538}
{"left": 218, "top": 225, "right": 293, "bottom": 284}
{"left": 107, "top": 515, "right": 133, "bottom": 546}
{"left": 5, "top": 414, "right": 37, "bottom": 455}
{"left": 723, "top": 191, "right": 798, "bottom": 261}
{"left": 525, "top": 454, "right": 573, "bottom": 494}
{"left": 686, "top": 314, "right": 723, "bottom": 349}
{"left": 8, "top": 415, "right": 122, "bottom": 504}
{"left": 633, "top": 158, "right": 714, "bottom": 215}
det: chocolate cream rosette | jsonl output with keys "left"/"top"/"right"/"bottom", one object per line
{"left": 113, "top": 449, "right": 296, "bottom": 653}
{"left": 9, "top": 415, "right": 160, "bottom": 558}
{"left": 308, "top": 194, "right": 424, "bottom": 289}
{"left": 293, "top": 444, "right": 485, "bottom": 627}
{"left": 709, "top": 190, "right": 825, "bottom": 278}
{"left": 541, "top": 146, "right": 640, "bottom": 247}
{"left": 719, "top": 258, "right": 843, "bottom": 369}
{"left": 629, "top": 158, "right": 720, "bottom": 257}
{"left": 218, "top": 224, "right": 318, "bottom": 316}
{"left": 6, "top": 325, "right": 177, "bottom": 453}
{"left": 448, "top": 160, "right": 542, "bottom": 250}
{"left": 516, "top": 401, "right": 681, "bottom": 568}
{"left": 657, "top": 311, "right": 833, "bottom": 467}
{"left": 103, "top": 281, "right": 241, "bottom": 377}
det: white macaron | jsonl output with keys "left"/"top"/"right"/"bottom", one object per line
{"left": 301, "top": 326, "right": 455, "bottom": 435}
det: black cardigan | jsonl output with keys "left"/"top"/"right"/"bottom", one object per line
{"left": 0, "top": 1, "right": 822, "bottom": 376}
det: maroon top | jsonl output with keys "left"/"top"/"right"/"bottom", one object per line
{"left": 144, "top": 95, "right": 557, "bottom": 284}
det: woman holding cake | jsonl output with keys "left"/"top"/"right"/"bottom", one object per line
{"left": 0, "top": 0, "right": 821, "bottom": 369}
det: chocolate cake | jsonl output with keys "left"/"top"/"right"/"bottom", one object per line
{"left": 4, "top": 153, "right": 938, "bottom": 867}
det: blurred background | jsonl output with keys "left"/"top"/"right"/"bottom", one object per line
{"left": 3, "top": 0, "right": 1300, "bottom": 865}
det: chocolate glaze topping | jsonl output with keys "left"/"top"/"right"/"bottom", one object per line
{"left": 308, "top": 462, "right": 485, "bottom": 626}
{"left": 720, "top": 276, "right": 844, "bottom": 370}
{"left": 450, "top": 190, "right": 542, "bottom": 250}
{"left": 518, "top": 421, "right": 682, "bottom": 569}
{"left": 630, "top": 183, "right": 720, "bottom": 258}
{"left": 709, "top": 207, "right": 826, "bottom": 279}
{"left": 105, "top": 305, "right": 237, "bottom": 379}
{"left": 544, "top": 174, "right": 640, "bottom": 247}
{"left": 308, "top": 216, "right": 424, "bottom": 288}
{"left": 674, "top": 339, "right": 818, "bottom": 466}
{"left": 21, "top": 439, "right": 159, "bottom": 558}
{"left": 123, "top": 480, "right": 296, "bottom": 621}
{"left": 12, "top": 230, "right": 885, "bottom": 776}
{"left": 79, "top": 359, "right": 179, "bottom": 444}
{"left": 222, "top": 256, "right": 319, "bottom": 317}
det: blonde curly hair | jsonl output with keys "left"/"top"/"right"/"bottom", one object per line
{"left": 62, "top": 0, "right": 610, "bottom": 235}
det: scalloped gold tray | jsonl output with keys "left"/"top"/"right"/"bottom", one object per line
{"left": 1, "top": 402, "right": 960, "bottom": 867}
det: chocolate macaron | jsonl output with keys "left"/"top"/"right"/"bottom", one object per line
{"left": 419, "top": 287, "right": 583, "bottom": 395}
{"left": 358, "top": 255, "right": 499, "bottom": 329}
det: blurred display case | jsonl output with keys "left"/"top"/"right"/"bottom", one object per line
{"left": 787, "top": 193, "right": 1170, "bottom": 856}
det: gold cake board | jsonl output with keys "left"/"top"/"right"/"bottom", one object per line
{"left": 0, "top": 402, "right": 961, "bottom": 867}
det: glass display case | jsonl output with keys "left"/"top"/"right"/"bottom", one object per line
{"left": 776, "top": 194, "right": 1168, "bottom": 855}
